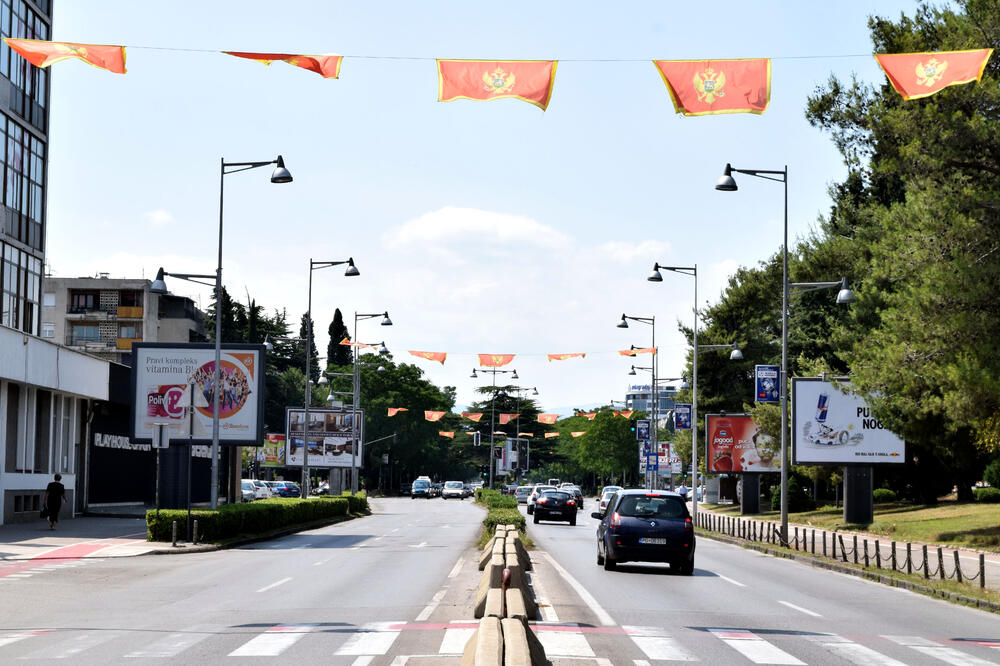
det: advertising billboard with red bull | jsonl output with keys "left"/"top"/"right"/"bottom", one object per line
{"left": 792, "top": 378, "right": 905, "bottom": 464}
{"left": 130, "top": 343, "right": 265, "bottom": 445}
{"left": 704, "top": 414, "right": 781, "bottom": 473}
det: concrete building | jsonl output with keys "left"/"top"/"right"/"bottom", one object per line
{"left": 625, "top": 382, "right": 679, "bottom": 420}
{"left": 42, "top": 275, "right": 206, "bottom": 366}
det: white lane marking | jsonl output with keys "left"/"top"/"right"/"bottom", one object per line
{"left": 409, "top": 541, "right": 428, "bottom": 548}
{"left": 594, "top": 660, "right": 613, "bottom": 666}
{"left": 229, "top": 624, "right": 316, "bottom": 657}
{"left": 439, "top": 627, "right": 475, "bottom": 654}
{"left": 352, "top": 657, "right": 375, "bottom": 666}
{"left": 374, "top": 536, "right": 384, "bottom": 541}
{"left": 536, "top": 627, "right": 594, "bottom": 657}
{"left": 805, "top": 634, "right": 908, "bottom": 666}
{"left": 415, "top": 588, "right": 447, "bottom": 622}
{"left": 528, "top": 565, "right": 558, "bottom": 621}
{"left": 0, "top": 630, "right": 46, "bottom": 648}
{"left": 391, "top": 528, "right": 400, "bottom": 532}
{"left": 778, "top": 600, "right": 822, "bottom": 617}
{"left": 25, "top": 630, "right": 124, "bottom": 659}
{"left": 541, "top": 551, "right": 615, "bottom": 626}
{"left": 124, "top": 626, "right": 215, "bottom": 658}
{"left": 389, "top": 657, "right": 408, "bottom": 665}
{"left": 633, "top": 661, "right": 651, "bottom": 666}
{"left": 717, "top": 574, "right": 746, "bottom": 587}
{"left": 624, "top": 625, "right": 698, "bottom": 662}
{"left": 256, "top": 576, "right": 292, "bottom": 593}
{"left": 447, "top": 555, "right": 465, "bottom": 578}
{"left": 335, "top": 621, "right": 403, "bottom": 656}
{"left": 882, "top": 635, "right": 996, "bottom": 666}
{"left": 709, "top": 628, "right": 805, "bottom": 665}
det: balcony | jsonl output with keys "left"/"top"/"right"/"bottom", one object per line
{"left": 116, "top": 306, "right": 143, "bottom": 319}
{"left": 116, "top": 337, "right": 142, "bottom": 350}
{"left": 65, "top": 307, "right": 113, "bottom": 321}
{"left": 65, "top": 335, "right": 114, "bottom": 351}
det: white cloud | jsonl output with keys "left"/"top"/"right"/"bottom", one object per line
{"left": 382, "top": 206, "right": 570, "bottom": 251}
{"left": 144, "top": 209, "right": 174, "bottom": 228}
{"left": 598, "top": 239, "right": 672, "bottom": 264}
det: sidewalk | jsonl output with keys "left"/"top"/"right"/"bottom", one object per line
{"left": 695, "top": 503, "right": 1000, "bottom": 591}
{"left": 0, "top": 515, "right": 159, "bottom": 561}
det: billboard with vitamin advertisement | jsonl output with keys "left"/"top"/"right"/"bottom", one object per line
{"left": 704, "top": 414, "right": 780, "bottom": 473}
{"left": 792, "top": 378, "right": 905, "bottom": 464}
{"left": 130, "top": 343, "right": 265, "bottom": 445}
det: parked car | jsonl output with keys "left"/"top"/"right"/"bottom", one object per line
{"left": 240, "top": 480, "right": 256, "bottom": 503}
{"left": 249, "top": 479, "right": 272, "bottom": 499}
{"left": 527, "top": 485, "right": 557, "bottom": 515}
{"left": 442, "top": 481, "right": 466, "bottom": 499}
{"left": 411, "top": 478, "right": 432, "bottom": 499}
{"left": 533, "top": 489, "right": 577, "bottom": 525}
{"left": 266, "top": 481, "right": 298, "bottom": 498}
{"left": 515, "top": 486, "right": 534, "bottom": 504}
{"left": 592, "top": 489, "right": 695, "bottom": 574}
{"left": 274, "top": 481, "right": 300, "bottom": 497}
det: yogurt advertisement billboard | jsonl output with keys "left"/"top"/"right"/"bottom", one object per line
{"left": 130, "top": 343, "right": 264, "bottom": 445}
{"left": 792, "top": 378, "right": 905, "bottom": 464}
{"left": 705, "top": 414, "right": 780, "bottom": 473}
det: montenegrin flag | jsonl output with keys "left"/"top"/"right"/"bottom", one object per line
{"left": 478, "top": 353, "right": 515, "bottom": 367}
{"left": 408, "top": 350, "right": 447, "bottom": 364}
{"left": 424, "top": 411, "right": 446, "bottom": 422}
{"left": 614, "top": 410, "right": 635, "bottom": 419}
{"left": 4, "top": 39, "right": 126, "bottom": 74}
{"left": 653, "top": 58, "right": 770, "bottom": 116}
{"left": 439, "top": 431, "right": 455, "bottom": 439}
{"left": 619, "top": 347, "right": 655, "bottom": 356}
{"left": 499, "top": 414, "right": 519, "bottom": 425}
{"left": 874, "top": 49, "right": 993, "bottom": 100}
{"left": 516, "top": 432, "right": 533, "bottom": 438}
{"left": 583, "top": 412, "right": 596, "bottom": 421}
{"left": 340, "top": 337, "right": 372, "bottom": 349}
{"left": 547, "top": 353, "right": 585, "bottom": 361}
{"left": 537, "top": 414, "right": 559, "bottom": 424}
{"left": 462, "top": 412, "right": 484, "bottom": 422}
{"left": 437, "top": 59, "right": 558, "bottom": 110}
{"left": 544, "top": 432, "right": 560, "bottom": 439}
{"left": 224, "top": 51, "right": 343, "bottom": 78}
{"left": 571, "top": 431, "right": 586, "bottom": 438}
{"left": 387, "top": 407, "right": 409, "bottom": 417}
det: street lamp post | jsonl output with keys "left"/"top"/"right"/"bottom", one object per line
{"left": 150, "top": 154, "right": 292, "bottom": 509}
{"left": 715, "top": 164, "right": 853, "bottom": 544}
{"left": 618, "top": 314, "right": 656, "bottom": 488}
{"left": 352, "top": 311, "right": 392, "bottom": 493}
{"left": 510, "top": 386, "right": 538, "bottom": 477}
{"left": 302, "top": 258, "right": 360, "bottom": 497}
{"left": 471, "top": 367, "right": 518, "bottom": 489}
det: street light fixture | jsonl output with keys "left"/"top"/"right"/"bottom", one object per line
{"left": 302, "top": 258, "right": 359, "bottom": 497}
{"left": 473, "top": 367, "right": 518, "bottom": 489}
{"left": 352, "top": 311, "right": 393, "bottom": 493}
{"left": 619, "top": 315, "right": 657, "bottom": 488}
{"left": 150, "top": 154, "right": 292, "bottom": 509}
{"left": 715, "top": 163, "right": 853, "bottom": 545}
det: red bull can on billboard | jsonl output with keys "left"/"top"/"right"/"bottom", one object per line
{"left": 815, "top": 392, "right": 830, "bottom": 422}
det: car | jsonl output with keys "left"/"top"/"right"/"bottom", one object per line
{"left": 597, "top": 490, "right": 619, "bottom": 515}
{"left": 279, "top": 481, "right": 301, "bottom": 497}
{"left": 565, "top": 485, "right": 584, "bottom": 510}
{"left": 240, "top": 480, "right": 256, "bottom": 502}
{"left": 527, "top": 485, "right": 557, "bottom": 515}
{"left": 504, "top": 484, "right": 519, "bottom": 495}
{"left": 249, "top": 479, "right": 272, "bottom": 499}
{"left": 442, "top": 481, "right": 465, "bottom": 499}
{"left": 533, "top": 489, "right": 577, "bottom": 525}
{"left": 599, "top": 485, "right": 623, "bottom": 497}
{"left": 266, "top": 481, "right": 298, "bottom": 498}
{"left": 411, "top": 478, "right": 432, "bottom": 499}
{"left": 431, "top": 483, "right": 443, "bottom": 497}
{"left": 592, "top": 489, "right": 695, "bottom": 574}
{"left": 400, "top": 482, "right": 412, "bottom": 496}
{"left": 514, "top": 486, "right": 534, "bottom": 504}
{"left": 462, "top": 484, "right": 474, "bottom": 498}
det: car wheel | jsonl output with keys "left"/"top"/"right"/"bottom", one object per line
{"left": 675, "top": 557, "right": 694, "bottom": 575}
{"left": 533, "top": 513, "right": 540, "bottom": 524}
{"left": 527, "top": 506, "right": 533, "bottom": 515}
{"left": 568, "top": 515, "right": 576, "bottom": 526}
{"left": 597, "top": 548, "right": 605, "bottom": 566}
{"left": 603, "top": 555, "right": 617, "bottom": 571}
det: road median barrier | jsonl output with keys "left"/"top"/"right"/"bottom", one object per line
{"left": 466, "top": 528, "right": 547, "bottom": 665}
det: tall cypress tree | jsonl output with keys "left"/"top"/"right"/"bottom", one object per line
{"left": 327, "top": 308, "right": 353, "bottom": 367}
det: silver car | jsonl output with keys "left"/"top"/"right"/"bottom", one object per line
{"left": 515, "top": 485, "right": 534, "bottom": 504}
{"left": 527, "top": 485, "right": 557, "bottom": 515}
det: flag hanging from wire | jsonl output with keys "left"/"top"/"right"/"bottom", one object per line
{"left": 4, "top": 39, "right": 126, "bottom": 73}
{"left": 874, "top": 49, "right": 993, "bottom": 100}
{"left": 537, "top": 414, "right": 559, "bottom": 424}
{"left": 478, "top": 354, "right": 515, "bottom": 367}
{"left": 653, "top": 58, "right": 770, "bottom": 115}
{"left": 408, "top": 350, "right": 447, "bottom": 364}
{"left": 225, "top": 51, "right": 343, "bottom": 78}
{"left": 547, "top": 353, "right": 585, "bottom": 361}
{"left": 437, "top": 59, "right": 558, "bottom": 110}
{"left": 424, "top": 411, "right": 446, "bottom": 422}
{"left": 387, "top": 407, "right": 409, "bottom": 417}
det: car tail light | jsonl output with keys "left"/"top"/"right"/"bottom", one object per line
{"left": 567, "top": 500, "right": 575, "bottom": 506}
{"left": 537, "top": 498, "right": 548, "bottom": 504}
{"left": 610, "top": 511, "right": 621, "bottom": 528}
{"left": 685, "top": 517, "right": 693, "bottom": 531}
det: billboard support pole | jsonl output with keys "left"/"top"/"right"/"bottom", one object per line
{"left": 187, "top": 384, "right": 193, "bottom": 541}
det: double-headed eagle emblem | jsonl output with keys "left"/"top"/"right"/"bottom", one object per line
{"left": 693, "top": 67, "right": 726, "bottom": 104}
{"left": 915, "top": 57, "right": 947, "bottom": 87}
{"left": 483, "top": 67, "right": 516, "bottom": 95}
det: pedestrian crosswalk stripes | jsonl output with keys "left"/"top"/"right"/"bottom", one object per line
{"left": 0, "top": 622, "right": 998, "bottom": 663}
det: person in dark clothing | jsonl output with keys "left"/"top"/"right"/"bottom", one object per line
{"left": 44, "top": 474, "right": 66, "bottom": 530}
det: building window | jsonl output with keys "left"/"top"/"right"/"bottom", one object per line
{"left": 69, "top": 290, "right": 98, "bottom": 312}
{"left": 42, "top": 291, "right": 53, "bottom": 307}
{"left": 40, "top": 321, "right": 52, "bottom": 337}
{"left": 70, "top": 324, "right": 99, "bottom": 344}
{"left": 119, "top": 324, "right": 137, "bottom": 339}
{"left": 119, "top": 290, "right": 141, "bottom": 307}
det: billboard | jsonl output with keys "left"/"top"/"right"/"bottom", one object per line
{"left": 674, "top": 404, "right": 692, "bottom": 430}
{"left": 792, "top": 378, "right": 905, "bottom": 464}
{"left": 285, "top": 408, "right": 364, "bottom": 468}
{"left": 755, "top": 365, "right": 780, "bottom": 403}
{"left": 130, "top": 343, "right": 265, "bottom": 445}
{"left": 705, "top": 414, "right": 780, "bottom": 473}
{"left": 262, "top": 434, "right": 286, "bottom": 467}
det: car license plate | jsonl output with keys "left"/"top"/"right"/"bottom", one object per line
{"left": 638, "top": 537, "right": 666, "bottom": 545}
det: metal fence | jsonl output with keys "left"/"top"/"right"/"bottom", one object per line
{"left": 696, "top": 511, "right": 987, "bottom": 588}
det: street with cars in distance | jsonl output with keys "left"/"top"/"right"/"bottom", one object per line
{"left": 1, "top": 493, "right": 999, "bottom": 665}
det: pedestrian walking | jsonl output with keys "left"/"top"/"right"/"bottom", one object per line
{"left": 43, "top": 474, "right": 66, "bottom": 530}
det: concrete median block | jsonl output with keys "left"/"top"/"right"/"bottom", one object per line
{"left": 484, "top": 587, "right": 504, "bottom": 618}
{"left": 505, "top": 542, "right": 529, "bottom": 572}
{"left": 503, "top": 560, "right": 536, "bottom": 618}
{"left": 474, "top": 564, "right": 493, "bottom": 618}
{"left": 479, "top": 536, "right": 504, "bottom": 570}
{"left": 460, "top": 627, "right": 478, "bottom": 666}
{"left": 489, "top": 552, "right": 505, "bottom": 588}
{"left": 502, "top": 617, "right": 546, "bottom": 666}
{"left": 477, "top": 617, "right": 504, "bottom": 666}
{"left": 505, "top": 587, "right": 528, "bottom": 620}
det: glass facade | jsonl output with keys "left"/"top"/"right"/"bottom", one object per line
{"left": 625, "top": 384, "right": 679, "bottom": 414}
{"left": 0, "top": 0, "right": 50, "bottom": 336}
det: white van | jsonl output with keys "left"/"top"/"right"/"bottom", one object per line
{"left": 547, "top": 478, "right": 561, "bottom": 486}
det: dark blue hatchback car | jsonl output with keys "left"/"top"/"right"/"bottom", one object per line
{"left": 591, "top": 489, "right": 695, "bottom": 574}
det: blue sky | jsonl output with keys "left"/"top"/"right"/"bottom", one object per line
{"left": 45, "top": 1, "right": 919, "bottom": 412}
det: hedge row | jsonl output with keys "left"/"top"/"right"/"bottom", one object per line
{"left": 146, "top": 492, "right": 368, "bottom": 543}
{"left": 475, "top": 488, "right": 518, "bottom": 509}
{"left": 974, "top": 487, "right": 1000, "bottom": 503}
{"left": 483, "top": 508, "right": 526, "bottom": 534}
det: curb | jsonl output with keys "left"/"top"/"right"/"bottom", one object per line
{"left": 697, "top": 529, "right": 1000, "bottom": 614}
{"left": 143, "top": 511, "right": 369, "bottom": 555}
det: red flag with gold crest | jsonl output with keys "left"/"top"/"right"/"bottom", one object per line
{"left": 537, "top": 414, "right": 558, "bottom": 424}
{"left": 653, "top": 58, "right": 770, "bottom": 116}
{"left": 544, "top": 432, "right": 559, "bottom": 439}
{"left": 547, "top": 353, "right": 585, "bottom": 361}
{"left": 478, "top": 354, "right": 515, "bottom": 367}
{"left": 424, "top": 411, "right": 446, "bottom": 422}
{"left": 408, "top": 350, "right": 447, "bottom": 364}
{"left": 225, "top": 51, "right": 343, "bottom": 78}
{"left": 462, "top": 412, "right": 484, "bottom": 422}
{"left": 438, "top": 60, "right": 558, "bottom": 110}
{"left": 499, "top": 414, "right": 519, "bottom": 425}
{"left": 387, "top": 408, "right": 409, "bottom": 417}
{"left": 4, "top": 39, "right": 126, "bottom": 74}
{"left": 439, "top": 431, "right": 455, "bottom": 439}
{"left": 874, "top": 49, "right": 992, "bottom": 100}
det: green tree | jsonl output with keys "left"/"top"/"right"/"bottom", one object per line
{"left": 327, "top": 308, "right": 353, "bottom": 366}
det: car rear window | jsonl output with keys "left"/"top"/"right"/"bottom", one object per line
{"left": 615, "top": 495, "right": 685, "bottom": 518}
{"left": 542, "top": 491, "right": 571, "bottom": 500}
{"left": 445, "top": 482, "right": 462, "bottom": 488}
{"left": 413, "top": 480, "right": 430, "bottom": 489}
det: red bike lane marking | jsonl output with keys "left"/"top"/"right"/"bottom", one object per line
{"left": 0, "top": 543, "right": 112, "bottom": 579}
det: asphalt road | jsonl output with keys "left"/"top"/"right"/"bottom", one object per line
{"left": 2, "top": 496, "right": 999, "bottom": 665}
{"left": 524, "top": 501, "right": 1000, "bottom": 665}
